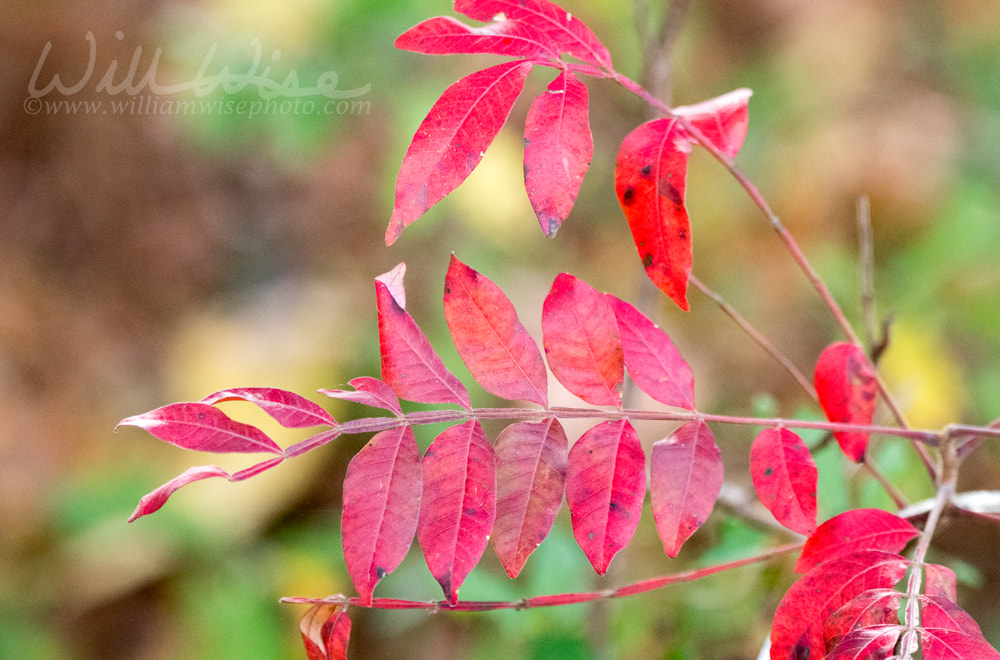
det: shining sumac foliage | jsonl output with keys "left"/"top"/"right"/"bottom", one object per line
{"left": 120, "top": 1, "right": 1000, "bottom": 658}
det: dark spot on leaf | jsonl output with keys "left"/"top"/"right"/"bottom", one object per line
{"left": 764, "top": 467, "right": 773, "bottom": 477}
{"left": 640, "top": 164, "right": 653, "bottom": 178}
{"left": 464, "top": 507, "right": 480, "bottom": 517}
{"left": 658, "top": 177, "right": 683, "bottom": 208}
{"left": 642, "top": 253, "right": 654, "bottom": 268}
{"left": 622, "top": 186, "right": 636, "bottom": 206}
{"left": 677, "top": 228, "right": 687, "bottom": 240}
{"left": 376, "top": 566, "right": 388, "bottom": 579}
{"left": 523, "top": 137, "right": 530, "bottom": 148}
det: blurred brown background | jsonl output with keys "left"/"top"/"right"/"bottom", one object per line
{"left": 2, "top": 0, "right": 1000, "bottom": 658}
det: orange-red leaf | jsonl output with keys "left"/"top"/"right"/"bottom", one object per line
{"left": 750, "top": 427, "right": 817, "bottom": 536}
{"left": 814, "top": 342, "right": 878, "bottom": 462}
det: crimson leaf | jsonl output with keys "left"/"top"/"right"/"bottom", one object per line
{"left": 342, "top": 425, "right": 422, "bottom": 605}
{"left": 566, "top": 419, "right": 646, "bottom": 575}
{"left": 523, "top": 70, "right": 592, "bottom": 237}
{"left": 117, "top": 402, "right": 282, "bottom": 454}
{"left": 795, "top": 508, "right": 919, "bottom": 574}
{"left": 605, "top": 293, "right": 695, "bottom": 410}
{"left": 814, "top": 341, "right": 878, "bottom": 463}
{"left": 418, "top": 420, "right": 497, "bottom": 604}
{"left": 387, "top": 60, "right": 532, "bottom": 244}
{"left": 444, "top": 254, "right": 548, "bottom": 406}
{"left": 492, "top": 418, "right": 568, "bottom": 578}
{"left": 454, "top": 0, "right": 612, "bottom": 70}
{"left": 750, "top": 427, "right": 817, "bottom": 536}
{"left": 542, "top": 272, "right": 623, "bottom": 407}
{"left": 300, "top": 603, "right": 351, "bottom": 660}
{"left": 377, "top": 277, "right": 471, "bottom": 409}
{"left": 649, "top": 420, "right": 722, "bottom": 557}
{"left": 396, "top": 15, "right": 556, "bottom": 60}
{"left": 200, "top": 387, "right": 337, "bottom": 429}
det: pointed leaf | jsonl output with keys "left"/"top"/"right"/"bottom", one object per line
{"left": 919, "top": 595, "right": 991, "bottom": 638}
{"left": 418, "top": 420, "right": 496, "bottom": 604}
{"left": 444, "top": 255, "right": 548, "bottom": 406}
{"left": 605, "top": 293, "right": 695, "bottom": 409}
{"left": 117, "top": 402, "right": 282, "bottom": 454}
{"left": 376, "top": 262, "right": 408, "bottom": 308}
{"left": 396, "top": 15, "right": 555, "bottom": 59}
{"left": 826, "top": 625, "right": 902, "bottom": 660}
{"left": 342, "top": 426, "right": 422, "bottom": 604}
{"left": 523, "top": 70, "right": 592, "bottom": 237}
{"left": 454, "top": 0, "right": 612, "bottom": 70}
{"left": 542, "top": 273, "right": 623, "bottom": 406}
{"left": 127, "top": 465, "right": 231, "bottom": 522}
{"left": 566, "top": 419, "right": 646, "bottom": 575}
{"left": 300, "top": 603, "right": 351, "bottom": 660}
{"left": 615, "top": 117, "right": 693, "bottom": 310}
{"left": 320, "top": 377, "right": 403, "bottom": 416}
{"left": 750, "top": 427, "right": 817, "bottom": 535}
{"left": 492, "top": 418, "right": 568, "bottom": 577}
{"left": 200, "top": 387, "right": 337, "bottom": 429}
{"left": 923, "top": 563, "right": 958, "bottom": 601}
{"left": 377, "top": 279, "right": 471, "bottom": 408}
{"left": 650, "top": 420, "right": 723, "bottom": 557}
{"left": 675, "top": 88, "right": 752, "bottom": 158}
{"left": 814, "top": 342, "right": 878, "bottom": 463}
{"left": 796, "top": 508, "right": 919, "bottom": 574}
{"left": 920, "top": 626, "right": 1000, "bottom": 660}
{"left": 770, "top": 550, "right": 909, "bottom": 660}
{"left": 824, "top": 588, "right": 901, "bottom": 652}
{"left": 387, "top": 60, "right": 532, "bottom": 244}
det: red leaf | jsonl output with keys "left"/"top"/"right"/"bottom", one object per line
{"left": 377, "top": 279, "right": 471, "bottom": 409}
{"left": 320, "top": 377, "right": 403, "bottom": 416}
{"left": 605, "top": 293, "right": 695, "bottom": 410}
{"left": 924, "top": 563, "right": 958, "bottom": 601}
{"left": 675, "top": 88, "right": 752, "bottom": 159}
{"left": 523, "top": 70, "right": 592, "bottom": 237}
{"left": 492, "top": 418, "right": 568, "bottom": 577}
{"left": 770, "top": 550, "right": 909, "bottom": 660}
{"left": 396, "top": 15, "right": 555, "bottom": 59}
{"left": 444, "top": 255, "right": 548, "bottom": 407}
{"left": 814, "top": 342, "right": 878, "bottom": 463}
{"left": 127, "top": 465, "right": 231, "bottom": 522}
{"left": 650, "top": 420, "right": 722, "bottom": 557}
{"left": 750, "top": 427, "right": 817, "bottom": 536}
{"left": 542, "top": 273, "right": 623, "bottom": 406}
{"left": 200, "top": 387, "right": 337, "bottom": 428}
{"left": 387, "top": 60, "right": 532, "bottom": 244}
{"left": 418, "top": 420, "right": 496, "bottom": 603}
{"left": 615, "top": 117, "right": 693, "bottom": 310}
{"left": 826, "top": 625, "right": 901, "bottom": 660}
{"left": 117, "top": 402, "right": 282, "bottom": 454}
{"left": 795, "top": 508, "right": 919, "bottom": 574}
{"left": 454, "top": 0, "right": 612, "bottom": 70}
{"left": 920, "top": 595, "right": 991, "bottom": 638}
{"left": 342, "top": 426, "right": 422, "bottom": 604}
{"left": 823, "top": 588, "right": 901, "bottom": 652}
{"left": 566, "top": 419, "right": 646, "bottom": 575}
{"left": 921, "top": 626, "right": 1000, "bottom": 660}
{"left": 300, "top": 603, "right": 351, "bottom": 660}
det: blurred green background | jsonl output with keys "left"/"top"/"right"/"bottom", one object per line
{"left": 3, "top": 0, "right": 1000, "bottom": 657}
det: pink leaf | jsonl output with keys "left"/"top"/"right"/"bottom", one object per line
{"left": 605, "top": 293, "right": 695, "bottom": 410}
{"left": 920, "top": 595, "right": 991, "bottom": 638}
{"left": 320, "top": 377, "right": 403, "bottom": 416}
{"left": 542, "top": 273, "right": 623, "bottom": 406}
{"left": 770, "top": 550, "right": 909, "bottom": 660}
{"left": 396, "top": 15, "right": 555, "bottom": 59}
{"left": 675, "top": 88, "right": 752, "bottom": 159}
{"left": 492, "top": 418, "right": 567, "bottom": 577}
{"left": 615, "top": 117, "right": 693, "bottom": 310}
{"left": 795, "top": 509, "right": 918, "bottom": 574}
{"left": 566, "top": 419, "right": 646, "bottom": 575}
{"left": 377, "top": 279, "right": 471, "bottom": 409}
{"left": 924, "top": 564, "right": 958, "bottom": 601}
{"left": 376, "top": 262, "right": 408, "bottom": 308}
{"left": 826, "top": 625, "right": 902, "bottom": 660}
{"left": 921, "top": 626, "right": 1000, "bottom": 660}
{"left": 387, "top": 60, "right": 532, "bottom": 244}
{"left": 823, "top": 588, "right": 901, "bottom": 651}
{"left": 454, "top": 0, "right": 612, "bottom": 70}
{"left": 650, "top": 420, "right": 722, "bottom": 557}
{"left": 342, "top": 426, "right": 422, "bottom": 605}
{"left": 300, "top": 603, "right": 351, "bottom": 660}
{"left": 418, "top": 420, "right": 496, "bottom": 604}
{"left": 814, "top": 342, "right": 878, "bottom": 463}
{"left": 444, "top": 254, "right": 548, "bottom": 407}
{"left": 117, "top": 402, "right": 282, "bottom": 454}
{"left": 200, "top": 387, "right": 337, "bottom": 429}
{"left": 750, "top": 427, "right": 817, "bottom": 536}
{"left": 523, "top": 70, "right": 592, "bottom": 237}
{"left": 127, "top": 465, "right": 231, "bottom": 522}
